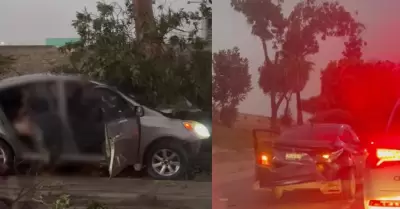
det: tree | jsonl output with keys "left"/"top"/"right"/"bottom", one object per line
{"left": 282, "top": 1, "right": 365, "bottom": 124}
{"left": 231, "top": 0, "right": 365, "bottom": 127}
{"left": 212, "top": 47, "right": 252, "bottom": 126}
{"left": 56, "top": 0, "right": 211, "bottom": 110}
{"left": 231, "top": 0, "right": 286, "bottom": 128}
{"left": 303, "top": 59, "right": 400, "bottom": 142}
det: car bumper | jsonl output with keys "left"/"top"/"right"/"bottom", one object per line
{"left": 364, "top": 190, "right": 400, "bottom": 209}
{"left": 253, "top": 179, "right": 342, "bottom": 194}
{"left": 364, "top": 200, "right": 400, "bottom": 209}
{"left": 255, "top": 162, "right": 343, "bottom": 193}
{"left": 191, "top": 138, "right": 211, "bottom": 171}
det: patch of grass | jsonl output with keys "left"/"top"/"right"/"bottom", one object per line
{"left": 213, "top": 123, "right": 253, "bottom": 151}
{"left": 213, "top": 123, "right": 280, "bottom": 151}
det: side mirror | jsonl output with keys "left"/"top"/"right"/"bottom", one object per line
{"left": 135, "top": 106, "right": 144, "bottom": 117}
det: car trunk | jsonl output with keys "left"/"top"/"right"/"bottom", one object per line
{"left": 262, "top": 139, "right": 339, "bottom": 185}
{"left": 255, "top": 126, "right": 342, "bottom": 186}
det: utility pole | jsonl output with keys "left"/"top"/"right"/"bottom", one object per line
{"left": 133, "top": 0, "right": 155, "bottom": 40}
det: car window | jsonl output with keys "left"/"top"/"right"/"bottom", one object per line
{"left": 341, "top": 129, "right": 359, "bottom": 145}
{"left": 65, "top": 81, "right": 91, "bottom": 119}
{"left": 94, "top": 88, "right": 133, "bottom": 118}
{"left": 387, "top": 105, "right": 400, "bottom": 135}
{"left": 25, "top": 82, "right": 58, "bottom": 114}
{"left": 280, "top": 125, "right": 339, "bottom": 141}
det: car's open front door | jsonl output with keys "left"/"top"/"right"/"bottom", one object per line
{"left": 105, "top": 117, "right": 140, "bottom": 177}
{"left": 90, "top": 86, "right": 141, "bottom": 178}
{"left": 252, "top": 128, "right": 280, "bottom": 157}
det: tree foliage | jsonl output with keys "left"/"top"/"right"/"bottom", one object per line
{"left": 212, "top": 47, "right": 252, "bottom": 125}
{"left": 303, "top": 59, "right": 400, "bottom": 141}
{"left": 212, "top": 47, "right": 252, "bottom": 109}
{"left": 55, "top": 0, "right": 211, "bottom": 110}
{"left": 231, "top": 0, "right": 365, "bottom": 127}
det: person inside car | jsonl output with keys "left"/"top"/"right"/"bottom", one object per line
{"left": 0, "top": 88, "right": 34, "bottom": 138}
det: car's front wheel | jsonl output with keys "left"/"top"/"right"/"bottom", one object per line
{"left": 145, "top": 141, "right": 189, "bottom": 180}
{"left": 268, "top": 187, "right": 284, "bottom": 200}
{"left": 0, "top": 140, "right": 13, "bottom": 176}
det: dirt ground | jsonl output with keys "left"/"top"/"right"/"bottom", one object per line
{"left": 0, "top": 176, "right": 211, "bottom": 209}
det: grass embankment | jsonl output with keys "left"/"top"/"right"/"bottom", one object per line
{"left": 213, "top": 123, "right": 257, "bottom": 151}
{"left": 213, "top": 124, "right": 253, "bottom": 151}
{"left": 213, "top": 123, "right": 279, "bottom": 151}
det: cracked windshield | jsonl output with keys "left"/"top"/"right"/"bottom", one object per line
{"left": 0, "top": 0, "right": 211, "bottom": 208}
{"left": 213, "top": 0, "right": 400, "bottom": 209}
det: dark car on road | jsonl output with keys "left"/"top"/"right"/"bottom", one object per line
{"left": 253, "top": 123, "right": 366, "bottom": 200}
{"left": 0, "top": 74, "right": 211, "bottom": 180}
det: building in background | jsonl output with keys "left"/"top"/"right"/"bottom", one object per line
{"left": 45, "top": 38, "right": 79, "bottom": 47}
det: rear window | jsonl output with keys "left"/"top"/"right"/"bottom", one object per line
{"left": 387, "top": 105, "right": 400, "bottom": 135}
{"left": 280, "top": 125, "right": 340, "bottom": 141}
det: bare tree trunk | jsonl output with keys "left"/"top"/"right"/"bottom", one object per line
{"left": 284, "top": 95, "right": 290, "bottom": 115}
{"left": 296, "top": 91, "right": 303, "bottom": 125}
{"left": 260, "top": 38, "right": 271, "bottom": 65}
{"left": 133, "top": 0, "right": 154, "bottom": 40}
{"left": 270, "top": 91, "right": 278, "bottom": 129}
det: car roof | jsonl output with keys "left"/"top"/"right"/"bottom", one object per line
{"left": 281, "top": 123, "right": 347, "bottom": 140}
{"left": 0, "top": 73, "right": 83, "bottom": 89}
{"left": 0, "top": 73, "right": 112, "bottom": 90}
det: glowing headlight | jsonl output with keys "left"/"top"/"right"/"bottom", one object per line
{"left": 183, "top": 121, "right": 210, "bottom": 139}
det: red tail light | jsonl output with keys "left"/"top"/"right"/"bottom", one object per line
{"left": 369, "top": 200, "right": 400, "bottom": 207}
{"left": 257, "top": 153, "right": 271, "bottom": 166}
{"left": 376, "top": 148, "right": 400, "bottom": 166}
{"left": 318, "top": 149, "right": 343, "bottom": 162}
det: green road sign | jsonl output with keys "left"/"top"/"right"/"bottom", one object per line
{"left": 45, "top": 38, "right": 79, "bottom": 47}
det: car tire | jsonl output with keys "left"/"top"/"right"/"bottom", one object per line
{"left": 146, "top": 141, "right": 189, "bottom": 180}
{"left": 340, "top": 167, "right": 356, "bottom": 200}
{"left": 266, "top": 187, "right": 284, "bottom": 201}
{"left": 0, "top": 140, "right": 13, "bottom": 176}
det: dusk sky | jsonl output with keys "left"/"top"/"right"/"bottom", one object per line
{"left": 213, "top": 0, "right": 400, "bottom": 117}
{"left": 2, "top": 1, "right": 400, "bottom": 117}
{"left": 0, "top": 0, "right": 199, "bottom": 44}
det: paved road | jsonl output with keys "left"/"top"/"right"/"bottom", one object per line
{"left": 0, "top": 176, "right": 211, "bottom": 209}
{"left": 219, "top": 176, "right": 364, "bottom": 209}
{"left": 214, "top": 150, "right": 364, "bottom": 209}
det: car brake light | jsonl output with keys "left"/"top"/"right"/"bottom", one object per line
{"left": 376, "top": 148, "right": 400, "bottom": 166}
{"left": 369, "top": 200, "right": 400, "bottom": 207}
{"left": 319, "top": 149, "right": 343, "bottom": 162}
{"left": 321, "top": 154, "right": 330, "bottom": 160}
{"left": 257, "top": 153, "right": 270, "bottom": 166}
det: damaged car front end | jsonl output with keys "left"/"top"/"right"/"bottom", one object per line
{"left": 253, "top": 124, "right": 365, "bottom": 200}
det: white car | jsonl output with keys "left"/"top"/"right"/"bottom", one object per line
{"left": 364, "top": 99, "right": 400, "bottom": 208}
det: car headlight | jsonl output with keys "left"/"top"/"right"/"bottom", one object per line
{"left": 182, "top": 121, "right": 210, "bottom": 139}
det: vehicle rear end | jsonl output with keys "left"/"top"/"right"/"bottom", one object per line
{"left": 253, "top": 125, "right": 349, "bottom": 194}
{"left": 364, "top": 100, "right": 400, "bottom": 208}
{"left": 364, "top": 137, "right": 400, "bottom": 208}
